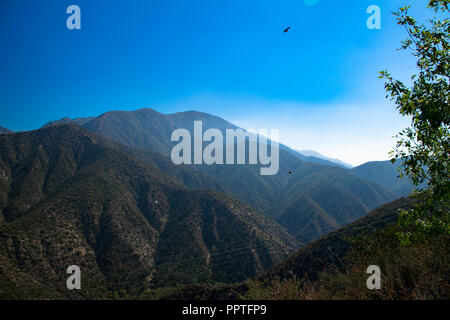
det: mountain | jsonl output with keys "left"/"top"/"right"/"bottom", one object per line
{"left": 255, "top": 197, "right": 413, "bottom": 283}
{"left": 82, "top": 109, "right": 232, "bottom": 156}
{"left": 352, "top": 160, "right": 421, "bottom": 197}
{"left": 138, "top": 197, "right": 415, "bottom": 299}
{"left": 81, "top": 108, "right": 346, "bottom": 168}
{"left": 0, "top": 127, "right": 13, "bottom": 135}
{"left": 78, "top": 108, "right": 397, "bottom": 242}
{"left": 42, "top": 117, "right": 95, "bottom": 128}
{"left": 298, "top": 150, "right": 353, "bottom": 169}
{"left": 277, "top": 145, "right": 351, "bottom": 168}
{"left": 0, "top": 125, "right": 299, "bottom": 299}
{"left": 274, "top": 163, "right": 396, "bottom": 243}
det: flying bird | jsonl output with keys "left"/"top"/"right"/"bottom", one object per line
{"left": 283, "top": 26, "right": 291, "bottom": 33}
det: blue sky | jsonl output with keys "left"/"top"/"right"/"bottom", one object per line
{"left": 0, "top": 0, "right": 431, "bottom": 165}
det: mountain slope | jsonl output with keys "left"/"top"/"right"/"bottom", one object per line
{"left": 83, "top": 109, "right": 212, "bottom": 156}
{"left": 262, "top": 197, "right": 414, "bottom": 282}
{"left": 352, "top": 160, "right": 421, "bottom": 197}
{"left": 275, "top": 163, "right": 396, "bottom": 242}
{"left": 0, "top": 125, "right": 299, "bottom": 298}
{"left": 82, "top": 108, "right": 344, "bottom": 168}
{"left": 298, "top": 150, "right": 353, "bottom": 169}
{"left": 137, "top": 197, "right": 415, "bottom": 300}
{"left": 79, "top": 109, "right": 397, "bottom": 240}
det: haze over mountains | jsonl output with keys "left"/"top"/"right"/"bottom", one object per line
{"left": 298, "top": 150, "right": 353, "bottom": 169}
{"left": 43, "top": 110, "right": 416, "bottom": 198}
{"left": 351, "top": 160, "right": 420, "bottom": 197}
{"left": 43, "top": 110, "right": 348, "bottom": 168}
{"left": 0, "top": 107, "right": 415, "bottom": 298}
{"left": 42, "top": 108, "right": 400, "bottom": 242}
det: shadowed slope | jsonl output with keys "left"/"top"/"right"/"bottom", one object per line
{"left": 79, "top": 108, "right": 397, "bottom": 242}
{"left": 0, "top": 125, "right": 299, "bottom": 298}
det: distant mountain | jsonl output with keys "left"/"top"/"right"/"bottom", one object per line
{"left": 0, "top": 125, "right": 299, "bottom": 298}
{"left": 42, "top": 116, "right": 95, "bottom": 128}
{"left": 352, "top": 160, "right": 422, "bottom": 197}
{"left": 55, "top": 108, "right": 340, "bottom": 168}
{"left": 0, "top": 127, "right": 12, "bottom": 135}
{"left": 45, "top": 110, "right": 355, "bottom": 169}
{"left": 276, "top": 145, "right": 350, "bottom": 168}
{"left": 78, "top": 108, "right": 397, "bottom": 242}
{"left": 298, "top": 150, "right": 353, "bottom": 169}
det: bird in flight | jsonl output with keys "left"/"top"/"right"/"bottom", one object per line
{"left": 283, "top": 26, "right": 291, "bottom": 33}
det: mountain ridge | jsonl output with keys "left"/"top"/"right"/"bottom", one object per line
{"left": 42, "top": 109, "right": 399, "bottom": 243}
{"left": 0, "top": 124, "right": 299, "bottom": 298}
{"left": 45, "top": 108, "right": 349, "bottom": 169}
{"left": 42, "top": 117, "right": 96, "bottom": 128}
{"left": 298, "top": 149, "right": 353, "bottom": 169}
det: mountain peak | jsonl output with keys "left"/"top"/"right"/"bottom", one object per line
{"left": 42, "top": 116, "right": 95, "bottom": 128}
{"left": 298, "top": 150, "right": 353, "bottom": 169}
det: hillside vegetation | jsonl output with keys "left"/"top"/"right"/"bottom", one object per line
{"left": 0, "top": 125, "right": 299, "bottom": 299}
{"left": 77, "top": 108, "right": 398, "bottom": 242}
{"left": 151, "top": 197, "right": 448, "bottom": 300}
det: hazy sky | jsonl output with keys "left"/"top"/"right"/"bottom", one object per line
{"left": 0, "top": 0, "right": 431, "bottom": 166}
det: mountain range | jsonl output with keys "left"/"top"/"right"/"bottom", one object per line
{"left": 43, "top": 110, "right": 351, "bottom": 168}
{"left": 262, "top": 197, "right": 414, "bottom": 282}
{"left": 0, "top": 125, "right": 299, "bottom": 298}
{"left": 0, "top": 107, "right": 416, "bottom": 298}
{"left": 41, "top": 109, "right": 399, "bottom": 242}
{"left": 135, "top": 197, "right": 415, "bottom": 300}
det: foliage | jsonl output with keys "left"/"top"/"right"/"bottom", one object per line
{"left": 244, "top": 277, "right": 305, "bottom": 300}
{"left": 318, "top": 228, "right": 449, "bottom": 300}
{"left": 380, "top": 0, "right": 450, "bottom": 244}
{"left": 164, "top": 198, "right": 448, "bottom": 300}
{"left": 243, "top": 225, "right": 449, "bottom": 300}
